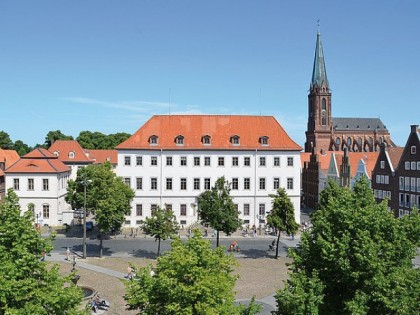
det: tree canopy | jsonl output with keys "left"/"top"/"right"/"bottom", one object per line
{"left": 124, "top": 230, "right": 260, "bottom": 315}
{"left": 274, "top": 177, "right": 420, "bottom": 315}
{"left": 142, "top": 206, "right": 179, "bottom": 256}
{"left": 76, "top": 131, "right": 130, "bottom": 150}
{"left": 44, "top": 130, "right": 74, "bottom": 148}
{"left": 197, "top": 177, "right": 242, "bottom": 247}
{"left": 0, "top": 189, "right": 85, "bottom": 314}
{"left": 66, "top": 162, "right": 135, "bottom": 257}
{"left": 266, "top": 188, "right": 299, "bottom": 259}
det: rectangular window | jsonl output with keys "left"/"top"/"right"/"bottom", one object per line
{"left": 380, "top": 175, "right": 385, "bottom": 184}
{"left": 399, "top": 177, "right": 404, "bottom": 190}
{"left": 232, "top": 178, "right": 238, "bottom": 190}
{"left": 405, "top": 194, "right": 410, "bottom": 208}
{"left": 180, "top": 156, "right": 187, "bottom": 166}
{"left": 417, "top": 162, "right": 420, "bottom": 170}
{"left": 411, "top": 161, "right": 416, "bottom": 170}
{"left": 151, "top": 178, "right": 157, "bottom": 190}
{"left": 194, "top": 157, "right": 200, "bottom": 166}
{"left": 259, "top": 204, "right": 265, "bottom": 216}
{"left": 411, "top": 177, "right": 416, "bottom": 192}
{"left": 124, "top": 177, "right": 131, "bottom": 187}
{"left": 411, "top": 146, "right": 416, "bottom": 154}
{"left": 259, "top": 157, "right": 266, "bottom": 166}
{"left": 43, "top": 179, "right": 49, "bottom": 191}
{"left": 151, "top": 156, "right": 158, "bottom": 166}
{"left": 28, "top": 178, "right": 34, "bottom": 190}
{"left": 374, "top": 189, "right": 378, "bottom": 198}
{"left": 244, "top": 178, "right": 250, "bottom": 190}
{"left": 411, "top": 194, "right": 416, "bottom": 207}
{"left": 136, "top": 156, "right": 142, "bottom": 166}
{"left": 204, "top": 178, "right": 211, "bottom": 190}
{"left": 151, "top": 204, "right": 158, "bottom": 215}
{"left": 287, "top": 157, "right": 294, "bottom": 166}
{"left": 274, "top": 157, "right": 280, "bottom": 167}
{"left": 218, "top": 157, "right": 224, "bottom": 166}
{"left": 259, "top": 178, "right": 266, "bottom": 190}
{"left": 124, "top": 156, "right": 131, "bottom": 166}
{"left": 43, "top": 204, "right": 50, "bottom": 218}
{"left": 243, "top": 204, "right": 250, "bottom": 216}
{"left": 376, "top": 175, "right": 381, "bottom": 184}
{"left": 136, "top": 177, "right": 143, "bottom": 190}
{"left": 380, "top": 161, "right": 385, "bottom": 169}
{"left": 287, "top": 178, "right": 294, "bottom": 190}
{"left": 180, "top": 178, "right": 187, "bottom": 190}
{"left": 166, "top": 178, "right": 173, "bottom": 190}
{"left": 136, "top": 204, "right": 143, "bottom": 216}
{"left": 232, "top": 157, "right": 239, "bottom": 166}
{"left": 244, "top": 157, "right": 251, "bottom": 166}
{"left": 165, "top": 204, "right": 172, "bottom": 212}
{"left": 204, "top": 156, "right": 211, "bottom": 166}
{"left": 385, "top": 176, "right": 389, "bottom": 185}
{"left": 387, "top": 191, "right": 391, "bottom": 199}
{"left": 274, "top": 177, "right": 280, "bottom": 190}
{"left": 417, "top": 178, "right": 420, "bottom": 192}
{"left": 399, "top": 193, "right": 404, "bottom": 207}
{"left": 180, "top": 204, "right": 187, "bottom": 216}
{"left": 405, "top": 177, "right": 410, "bottom": 191}
{"left": 166, "top": 156, "right": 173, "bottom": 166}
{"left": 13, "top": 178, "right": 19, "bottom": 190}
{"left": 194, "top": 178, "right": 200, "bottom": 190}
{"left": 405, "top": 161, "right": 410, "bottom": 170}
{"left": 378, "top": 190, "right": 383, "bottom": 199}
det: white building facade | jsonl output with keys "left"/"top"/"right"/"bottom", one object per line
{"left": 116, "top": 115, "right": 302, "bottom": 228}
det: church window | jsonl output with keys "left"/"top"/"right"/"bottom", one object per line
{"left": 347, "top": 137, "right": 352, "bottom": 147}
{"left": 335, "top": 138, "right": 341, "bottom": 146}
{"left": 321, "top": 98, "right": 326, "bottom": 110}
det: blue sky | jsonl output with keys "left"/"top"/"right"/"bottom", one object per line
{"left": 1, "top": 0, "right": 419, "bottom": 148}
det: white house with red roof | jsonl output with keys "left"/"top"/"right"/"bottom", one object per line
{"left": 116, "top": 115, "right": 302, "bottom": 228}
{"left": 48, "top": 140, "right": 93, "bottom": 179}
{"left": 5, "top": 148, "right": 72, "bottom": 226}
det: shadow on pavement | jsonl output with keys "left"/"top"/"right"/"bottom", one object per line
{"left": 131, "top": 248, "right": 159, "bottom": 259}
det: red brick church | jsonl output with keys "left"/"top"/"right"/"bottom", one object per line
{"left": 304, "top": 31, "right": 396, "bottom": 153}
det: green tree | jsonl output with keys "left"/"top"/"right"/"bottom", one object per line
{"left": 66, "top": 162, "right": 135, "bottom": 257}
{"left": 44, "top": 130, "right": 74, "bottom": 148}
{"left": 0, "top": 130, "right": 13, "bottom": 149}
{"left": 266, "top": 188, "right": 299, "bottom": 259}
{"left": 0, "top": 189, "right": 86, "bottom": 314}
{"left": 142, "top": 207, "right": 179, "bottom": 256}
{"left": 274, "top": 178, "right": 420, "bottom": 315}
{"left": 124, "top": 230, "right": 261, "bottom": 315}
{"left": 11, "top": 139, "right": 32, "bottom": 156}
{"left": 108, "top": 132, "right": 131, "bottom": 148}
{"left": 197, "top": 177, "right": 242, "bottom": 247}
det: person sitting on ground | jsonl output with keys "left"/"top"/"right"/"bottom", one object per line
{"left": 230, "top": 240, "right": 238, "bottom": 251}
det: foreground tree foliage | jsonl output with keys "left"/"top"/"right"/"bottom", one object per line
{"left": 274, "top": 178, "right": 420, "bottom": 315}
{"left": 197, "top": 177, "right": 242, "bottom": 247}
{"left": 66, "top": 162, "right": 135, "bottom": 257}
{"left": 267, "top": 188, "right": 299, "bottom": 259}
{"left": 0, "top": 189, "right": 86, "bottom": 314}
{"left": 142, "top": 206, "right": 179, "bottom": 256}
{"left": 124, "top": 231, "right": 261, "bottom": 315}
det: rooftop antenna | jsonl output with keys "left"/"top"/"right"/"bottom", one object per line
{"left": 168, "top": 88, "right": 171, "bottom": 116}
{"left": 259, "top": 88, "right": 262, "bottom": 116}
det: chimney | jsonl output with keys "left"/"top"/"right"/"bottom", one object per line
{"left": 411, "top": 124, "right": 419, "bottom": 133}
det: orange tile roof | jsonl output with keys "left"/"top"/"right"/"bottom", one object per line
{"left": 48, "top": 140, "right": 93, "bottom": 163}
{"left": 5, "top": 148, "right": 70, "bottom": 174}
{"left": 117, "top": 115, "right": 302, "bottom": 151}
{"left": 301, "top": 151, "right": 339, "bottom": 171}
{"left": 0, "top": 149, "right": 20, "bottom": 176}
{"left": 300, "top": 152, "right": 311, "bottom": 168}
{"left": 385, "top": 147, "right": 404, "bottom": 170}
{"left": 86, "top": 149, "right": 117, "bottom": 164}
{"left": 347, "top": 152, "right": 379, "bottom": 178}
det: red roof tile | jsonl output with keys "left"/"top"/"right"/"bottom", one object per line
{"left": 5, "top": 148, "right": 70, "bottom": 174}
{"left": 85, "top": 149, "right": 117, "bottom": 164}
{"left": 386, "top": 147, "right": 404, "bottom": 170}
{"left": 48, "top": 140, "right": 93, "bottom": 163}
{"left": 117, "top": 115, "right": 302, "bottom": 151}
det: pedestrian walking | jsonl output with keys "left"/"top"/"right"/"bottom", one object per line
{"left": 66, "top": 247, "right": 71, "bottom": 261}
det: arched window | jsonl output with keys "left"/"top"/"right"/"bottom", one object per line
{"left": 321, "top": 98, "right": 327, "bottom": 125}
{"left": 202, "top": 135, "right": 211, "bottom": 145}
{"left": 175, "top": 135, "right": 184, "bottom": 145}
{"left": 230, "top": 135, "right": 240, "bottom": 145}
{"left": 322, "top": 98, "right": 326, "bottom": 110}
{"left": 260, "top": 136, "right": 269, "bottom": 146}
{"left": 149, "top": 135, "right": 158, "bottom": 145}
{"left": 68, "top": 151, "right": 75, "bottom": 159}
{"left": 347, "top": 137, "right": 352, "bottom": 147}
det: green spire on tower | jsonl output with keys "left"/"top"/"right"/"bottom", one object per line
{"left": 311, "top": 30, "right": 329, "bottom": 90}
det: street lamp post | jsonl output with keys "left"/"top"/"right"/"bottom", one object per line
{"left": 83, "top": 178, "right": 87, "bottom": 259}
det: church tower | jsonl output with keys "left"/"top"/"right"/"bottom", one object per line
{"left": 304, "top": 31, "right": 332, "bottom": 152}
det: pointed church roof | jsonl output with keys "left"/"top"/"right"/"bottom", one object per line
{"left": 311, "top": 32, "right": 329, "bottom": 89}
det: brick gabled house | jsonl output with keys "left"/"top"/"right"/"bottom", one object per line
{"left": 371, "top": 145, "right": 404, "bottom": 214}
{"left": 394, "top": 125, "right": 420, "bottom": 217}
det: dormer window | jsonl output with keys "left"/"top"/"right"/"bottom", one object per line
{"left": 175, "top": 135, "right": 184, "bottom": 145}
{"left": 149, "top": 135, "right": 158, "bottom": 145}
{"left": 69, "top": 151, "right": 75, "bottom": 159}
{"left": 260, "top": 136, "right": 269, "bottom": 146}
{"left": 202, "top": 135, "right": 211, "bottom": 145}
{"left": 230, "top": 135, "right": 240, "bottom": 146}
{"left": 53, "top": 151, "right": 59, "bottom": 157}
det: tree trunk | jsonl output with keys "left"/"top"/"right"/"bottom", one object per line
{"left": 275, "top": 231, "right": 281, "bottom": 259}
{"left": 216, "top": 230, "right": 220, "bottom": 247}
{"left": 157, "top": 237, "right": 161, "bottom": 257}
{"left": 99, "top": 233, "right": 103, "bottom": 258}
